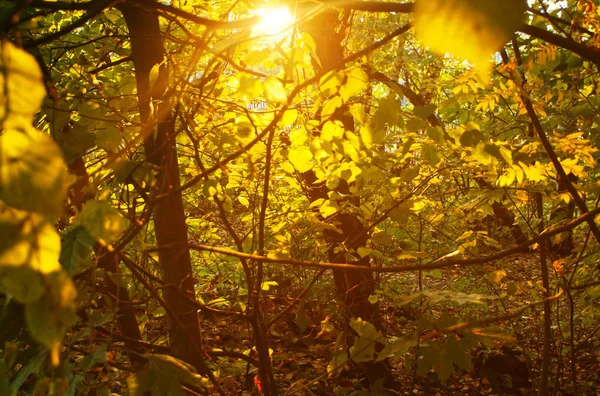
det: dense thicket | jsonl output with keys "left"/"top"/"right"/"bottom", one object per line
{"left": 1, "top": 0, "right": 600, "bottom": 395}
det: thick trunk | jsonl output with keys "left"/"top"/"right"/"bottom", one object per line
{"left": 301, "top": 9, "right": 395, "bottom": 387}
{"left": 118, "top": 2, "right": 208, "bottom": 375}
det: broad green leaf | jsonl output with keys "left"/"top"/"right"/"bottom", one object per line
{"left": 376, "top": 337, "right": 416, "bottom": 362}
{"left": 350, "top": 318, "right": 380, "bottom": 340}
{"left": 59, "top": 225, "right": 95, "bottom": 276}
{"left": 413, "top": 104, "right": 437, "bottom": 119}
{"left": 25, "top": 271, "right": 77, "bottom": 366}
{"left": 357, "top": 247, "right": 371, "bottom": 258}
{"left": 52, "top": 121, "right": 96, "bottom": 164}
{"left": 422, "top": 144, "right": 441, "bottom": 166}
{"left": 389, "top": 206, "right": 410, "bottom": 224}
{"left": 322, "top": 96, "right": 343, "bottom": 119}
{"left": 350, "top": 336, "right": 376, "bottom": 363}
{"left": 110, "top": 159, "right": 154, "bottom": 186}
{"left": 327, "top": 350, "right": 348, "bottom": 376}
{"left": 288, "top": 146, "right": 313, "bottom": 172}
{"left": 96, "top": 127, "right": 122, "bottom": 152}
{"left": 0, "top": 42, "right": 46, "bottom": 127}
{"left": 0, "top": 127, "right": 71, "bottom": 217}
{"left": 414, "top": 0, "right": 527, "bottom": 71}
{"left": 459, "top": 129, "right": 485, "bottom": 147}
{"left": 426, "top": 126, "right": 445, "bottom": 144}
{"left": 79, "top": 200, "right": 130, "bottom": 244}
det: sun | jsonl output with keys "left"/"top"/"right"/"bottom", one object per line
{"left": 252, "top": 6, "right": 295, "bottom": 39}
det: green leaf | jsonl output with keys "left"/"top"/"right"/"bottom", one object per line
{"left": 319, "top": 71, "right": 343, "bottom": 96}
{"left": 52, "top": 121, "right": 96, "bottom": 164}
{"left": 357, "top": 247, "right": 371, "bottom": 258}
{"left": 288, "top": 146, "right": 313, "bottom": 173}
{"left": 327, "top": 350, "right": 348, "bottom": 376}
{"left": 414, "top": 0, "right": 527, "bottom": 69}
{"left": 59, "top": 226, "right": 95, "bottom": 276}
{"left": 389, "top": 206, "right": 410, "bottom": 224}
{"left": 413, "top": 104, "right": 437, "bottom": 119}
{"left": 459, "top": 129, "right": 485, "bottom": 147}
{"left": 322, "top": 96, "right": 343, "bottom": 119}
{"left": 376, "top": 337, "right": 416, "bottom": 362}
{"left": 350, "top": 318, "right": 379, "bottom": 340}
{"left": 96, "top": 127, "right": 122, "bottom": 152}
{"left": 237, "top": 75, "right": 263, "bottom": 99}
{"left": 79, "top": 200, "right": 130, "bottom": 244}
{"left": 350, "top": 335, "right": 375, "bottom": 363}
{"left": 0, "top": 42, "right": 46, "bottom": 127}
{"left": 422, "top": 144, "right": 441, "bottom": 166}
{"left": 426, "top": 126, "right": 445, "bottom": 144}
{"left": 25, "top": 271, "right": 77, "bottom": 366}
{"left": 0, "top": 359, "right": 14, "bottom": 396}
{"left": 0, "top": 127, "right": 71, "bottom": 217}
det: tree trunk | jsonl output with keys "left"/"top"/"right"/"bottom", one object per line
{"left": 301, "top": 9, "right": 396, "bottom": 388}
{"left": 118, "top": 1, "right": 209, "bottom": 375}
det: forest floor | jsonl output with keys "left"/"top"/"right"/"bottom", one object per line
{"left": 194, "top": 251, "right": 600, "bottom": 395}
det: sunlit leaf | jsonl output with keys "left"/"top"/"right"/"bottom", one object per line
{"left": 263, "top": 77, "right": 287, "bottom": 104}
{"left": 414, "top": 0, "right": 527, "bottom": 71}
{"left": 288, "top": 146, "right": 313, "bottom": 172}
{"left": 0, "top": 206, "right": 62, "bottom": 302}
{"left": 79, "top": 200, "right": 130, "bottom": 244}
{"left": 0, "top": 41, "right": 46, "bottom": 127}
{"left": 340, "top": 67, "right": 369, "bottom": 102}
{"left": 0, "top": 127, "right": 71, "bottom": 217}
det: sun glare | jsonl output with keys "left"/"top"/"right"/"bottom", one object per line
{"left": 252, "top": 6, "right": 295, "bottom": 39}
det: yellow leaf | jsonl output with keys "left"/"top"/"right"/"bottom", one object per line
{"left": 289, "top": 146, "right": 313, "bottom": 172}
{"left": 281, "top": 109, "right": 298, "bottom": 126}
{"left": 340, "top": 68, "right": 369, "bottom": 102}
{"left": 414, "top": 0, "right": 527, "bottom": 74}
{"left": 0, "top": 127, "right": 71, "bottom": 217}
{"left": 263, "top": 77, "right": 287, "bottom": 104}
{"left": 0, "top": 41, "right": 46, "bottom": 127}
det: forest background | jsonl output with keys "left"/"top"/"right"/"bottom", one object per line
{"left": 1, "top": 0, "right": 600, "bottom": 395}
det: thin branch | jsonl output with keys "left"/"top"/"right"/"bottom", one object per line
{"left": 151, "top": 207, "right": 600, "bottom": 273}
{"left": 89, "top": 55, "right": 131, "bottom": 74}
{"left": 24, "top": 0, "right": 114, "bottom": 48}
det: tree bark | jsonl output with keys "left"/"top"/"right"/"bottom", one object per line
{"left": 300, "top": 9, "right": 396, "bottom": 388}
{"left": 118, "top": 1, "right": 210, "bottom": 375}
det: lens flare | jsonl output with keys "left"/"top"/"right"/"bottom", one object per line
{"left": 252, "top": 6, "right": 294, "bottom": 39}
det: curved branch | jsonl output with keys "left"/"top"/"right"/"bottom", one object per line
{"left": 160, "top": 206, "right": 600, "bottom": 274}
{"left": 519, "top": 24, "right": 600, "bottom": 68}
